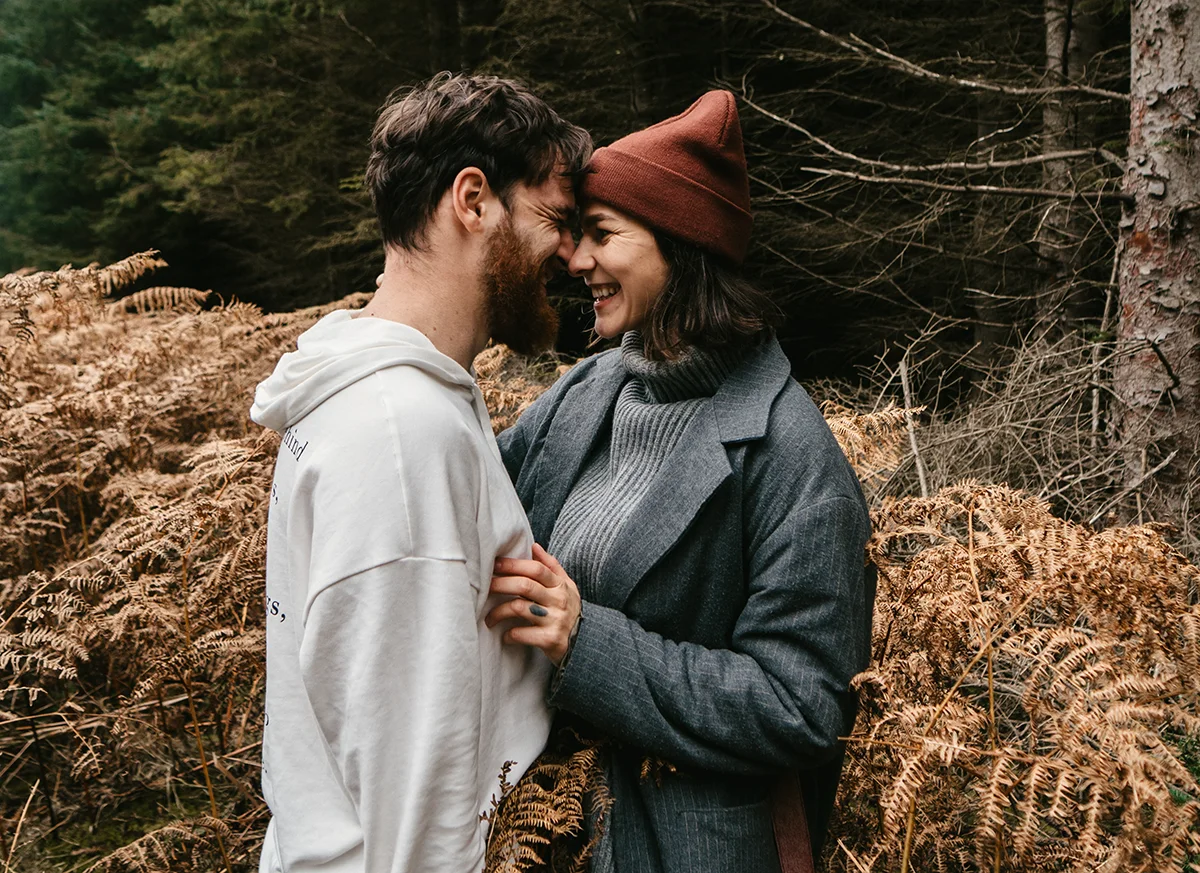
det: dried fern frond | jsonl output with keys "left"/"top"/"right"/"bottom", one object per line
{"left": 831, "top": 480, "right": 1200, "bottom": 873}
{"left": 2, "top": 251, "right": 167, "bottom": 350}
{"left": 475, "top": 344, "right": 573, "bottom": 433}
{"left": 484, "top": 726, "right": 612, "bottom": 873}
{"left": 109, "top": 286, "right": 211, "bottom": 316}
{"left": 94, "top": 251, "right": 170, "bottom": 297}
{"left": 4, "top": 268, "right": 1198, "bottom": 873}
{"left": 82, "top": 816, "right": 233, "bottom": 873}
{"left": 823, "top": 401, "right": 921, "bottom": 487}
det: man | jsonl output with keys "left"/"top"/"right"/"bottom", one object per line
{"left": 249, "top": 73, "right": 591, "bottom": 873}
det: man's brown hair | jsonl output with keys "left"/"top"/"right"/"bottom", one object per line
{"left": 366, "top": 73, "right": 592, "bottom": 251}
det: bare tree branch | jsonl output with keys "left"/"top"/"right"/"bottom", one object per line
{"left": 337, "top": 11, "right": 395, "bottom": 63}
{"left": 773, "top": 163, "right": 1132, "bottom": 203}
{"left": 739, "top": 95, "right": 1124, "bottom": 173}
{"left": 760, "top": 0, "right": 1129, "bottom": 103}
{"left": 750, "top": 173, "right": 1049, "bottom": 275}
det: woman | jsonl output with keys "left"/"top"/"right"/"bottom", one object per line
{"left": 485, "top": 91, "right": 874, "bottom": 873}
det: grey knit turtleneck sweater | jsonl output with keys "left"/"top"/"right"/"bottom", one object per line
{"left": 547, "top": 333, "right": 742, "bottom": 599}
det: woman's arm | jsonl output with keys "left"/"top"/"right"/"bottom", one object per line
{"left": 490, "top": 493, "right": 872, "bottom": 777}
{"left": 496, "top": 402, "right": 535, "bottom": 484}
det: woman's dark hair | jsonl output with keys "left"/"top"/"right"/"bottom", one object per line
{"left": 641, "top": 233, "right": 782, "bottom": 361}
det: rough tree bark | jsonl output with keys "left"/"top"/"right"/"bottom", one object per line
{"left": 1112, "top": 0, "right": 1200, "bottom": 500}
{"left": 1036, "top": 0, "right": 1102, "bottom": 329}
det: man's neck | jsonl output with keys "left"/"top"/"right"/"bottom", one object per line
{"left": 358, "top": 250, "right": 488, "bottom": 372}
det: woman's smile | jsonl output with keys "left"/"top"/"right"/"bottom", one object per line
{"left": 590, "top": 282, "right": 620, "bottom": 306}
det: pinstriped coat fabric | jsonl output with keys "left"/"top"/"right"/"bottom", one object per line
{"left": 497, "top": 337, "right": 875, "bottom": 873}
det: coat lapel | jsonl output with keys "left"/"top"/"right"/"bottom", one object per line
{"left": 593, "top": 339, "right": 794, "bottom": 610}
{"left": 597, "top": 402, "right": 731, "bottom": 610}
{"left": 526, "top": 362, "right": 626, "bottom": 545}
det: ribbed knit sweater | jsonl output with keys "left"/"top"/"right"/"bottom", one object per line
{"left": 548, "top": 333, "right": 741, "bottom": 599}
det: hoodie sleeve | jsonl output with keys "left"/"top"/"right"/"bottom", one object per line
{"left": 299, "top": 557, "right": 486, "bottom": 873}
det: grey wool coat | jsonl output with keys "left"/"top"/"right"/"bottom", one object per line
{"left": 497, "top": 337, "right": 875, "bottom": 873}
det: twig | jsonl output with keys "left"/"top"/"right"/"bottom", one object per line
{"left": 1087, "top": 449, "right": 1178, "bottom": 525}
{"left": 181, "top": 741, "right": 264, "bottom": 777}
{"left": 836, "top": 838, "right": 873, "bottom": 873}
{"left": 1148, "top": 338, "right": 1182, "bottom": 391}
{"left": 4, "top": 779, "right": 38, "bottom": 873}
{"left": 1090, "top": 256, "right": 1119, "bottom": 449}
{"left": 899, "top": 357, "right": 929, "bottom": 498}
{"left": 760, "top": 0, "right": 1128, "bottom": 102}
{"left": 740, "top": 96, "right": 1117, "bottom": 174}
{"left": 781, "top": 164, "right": 1132, "bottom": 204}
{"left": 26, "top": 717, "right": 56, "bottom": 827}
{"left": 1084, "top": 450, "right": 1176, "bottom": 525}
{"left": 0, "top": 695, "right": 190, "bottom": 743}
{"left": 337, "top": 11, "right": 394, "bottom": 62}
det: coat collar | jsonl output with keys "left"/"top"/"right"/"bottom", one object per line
{"left": 709, "top": 337, "right": 793, "bottom": 443}
{"left": 528, "top": 336, "right": 794, "bottom": 608}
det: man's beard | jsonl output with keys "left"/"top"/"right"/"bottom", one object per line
{"left": 482, "top": 216, "right": 560, "bottom": 355}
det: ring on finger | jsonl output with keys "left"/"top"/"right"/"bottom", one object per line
{"left": 529, "top": 604, "right": 548, "bottom": 617}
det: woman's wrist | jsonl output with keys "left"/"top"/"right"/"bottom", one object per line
{"left": 551, "top": 608, "right": 583, "bottom": 686}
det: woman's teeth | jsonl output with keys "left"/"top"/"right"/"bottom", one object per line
{"left": 592, "top": 284, "right": 620, "bottom": 300}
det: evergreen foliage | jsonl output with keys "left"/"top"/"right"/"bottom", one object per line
{"left": 0, "top": 0, "right": 1131, "bottom": 363}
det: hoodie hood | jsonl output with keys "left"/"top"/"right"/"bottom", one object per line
{"left": 250, "top": 309, "right": 476, "bottom": 432}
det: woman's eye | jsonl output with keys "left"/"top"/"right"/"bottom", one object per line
{"left": 594, "top": 228, "right": 612, "bottom": 241}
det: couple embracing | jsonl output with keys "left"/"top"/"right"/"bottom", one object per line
{"left": 249, "top": 73, "right": 874, "bottom": 873}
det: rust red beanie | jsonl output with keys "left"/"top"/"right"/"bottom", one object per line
{"left": 580, "top": 90, "right": 753, "bottom": 265}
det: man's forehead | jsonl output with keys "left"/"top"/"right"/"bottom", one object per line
{"left": 521, "top": 172, "right": 575, "bottom": 214}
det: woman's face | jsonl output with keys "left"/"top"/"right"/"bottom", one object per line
{"left": 567, "top": 202, "right": 670, "bottom": 339}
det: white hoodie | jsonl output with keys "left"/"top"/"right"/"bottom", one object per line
{"left": 250, "top": 310, "right": 551, "bottom": 873}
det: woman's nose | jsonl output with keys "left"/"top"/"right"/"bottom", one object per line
{"left": 568, "top": 240, "right": 594, "bottom": 277}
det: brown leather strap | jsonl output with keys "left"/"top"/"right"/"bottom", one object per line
{"left": 772, "top": 772, "right": 816, "bottom": 873}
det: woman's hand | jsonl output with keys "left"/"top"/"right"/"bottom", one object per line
{"left": 486, "top": 543, "right": 581, "bottom": 666}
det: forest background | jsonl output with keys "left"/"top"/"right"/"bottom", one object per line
{"left": 3, "top": 0, "right": 1199, "bottom": 532}
{"left": 1, "top": 0, "right": 1199, "bottom": 872}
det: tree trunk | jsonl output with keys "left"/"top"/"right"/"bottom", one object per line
{"left": 1036, "top": 0, "right": 1102, "bottom": 330}
{"left": 626, "top": 1, "right": 656, "bottom": 122}
{"left": 458, "top": 0, "right": 502, "bottom": 70}
{"left": 425, "top": 0, "right": 461, "bottom": 73}
{"left": 970, "top": 95, "right": 1016, "bottom": 369}
{"left": 1111, "top": 0, "right": 1200, "bottom": 504}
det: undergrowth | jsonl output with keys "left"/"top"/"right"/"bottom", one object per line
{"left": 1, "top": 255, "right": 1197, "bottom": 872}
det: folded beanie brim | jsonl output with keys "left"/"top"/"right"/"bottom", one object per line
{"left": 582, "top": 146, "right": 752, "bottom": 265}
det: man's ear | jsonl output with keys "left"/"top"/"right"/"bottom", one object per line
{"left": 450, "top": 166, "right": 500, "bottom": 234}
